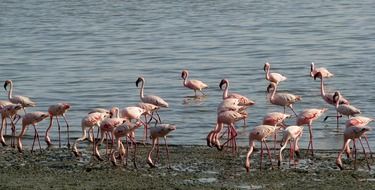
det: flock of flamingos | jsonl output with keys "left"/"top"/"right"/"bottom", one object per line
{"left": 0, "top": 62, "right": 373, "bottom": 172}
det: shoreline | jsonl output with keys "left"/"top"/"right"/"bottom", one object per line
{"left": 1, "top": 144, "right": 375, "bottom": 189}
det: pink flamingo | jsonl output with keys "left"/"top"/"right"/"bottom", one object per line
{"left": 147, "top": 124, "right": 176, "bottom": 168}
{"left": 88, "top": 108, "right": 111, "bottom": 117}
{"left": 324, "top": 91, "right": 361, "bottom": 128}
{"left": 267, "top": 82, "right": 301, "bottom": 116}
{"left": 0, "top": 103, "right": 22, "bottom": 147}
{"left": 313, "top": 72, "right": 349, "bottom": 105}
{"left": 137, "top": 102, "right": 160, "bottom": 123}
{"left": 119, "top": 106, "right": 158, "bottom": 143}
{"left": 345, "top": 116, "right": 374, "bottom": 159}
{"left": 72, "top": 112, "right": 109, "bottom": 157}
{"left": 94, "top": 107, "right": 127, "bottom": 161}
{"left": 207, "top": 110, "right": 246, "bottom": 154}
{"left": 220, "top": 79, "right": 255, "bottom": 106}
{"left": 111, "top": 121, "right": 142, "bottom": 167}
{"left": 45, "top": 103, "right": 71, "bottom": 148}
{"left": 278, "top": 125, "right": 304, "bottom": 167}
{"left": 296, "top": 108, "right": 328, "bottom": 156}
{"left": 181, "top": 70, "right": 208, "bottom": 96}
{"left": 336, "top": 126, "right": 371, "bottom": 170}
{"left": 310, "top": 62, "right": 333, "bottom": 78}
{"left": 264, "top": 62, "right": 287, "bottom": 84}
{"left": 262, "top": 112, "right": 292, "bottom": 155}
{"left": 4, "top": 80, "right": 36, "bottom": 113}
{"left": 17, "top": 111, "right": 49, "bottom": 153}
{"left": 0, "top": 100, "right": 12, "bottom": 139}
{"left": 136, "top": 77, "right": 168, "bottom": 123}
{"left": 245, "top": 125, "right": 277, "bottom": 172}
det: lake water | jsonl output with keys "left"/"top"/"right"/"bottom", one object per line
{"left": 1, "top": 0, "right": 374, "bottom": 150}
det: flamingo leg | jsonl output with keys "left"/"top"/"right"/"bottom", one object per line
{"left": 0, "top": 117, "right": 6, "bottom": 146}
{"left": 358, "top": 138, "right": 371, "bottom": 171}
{"left": 353, "top": 139, "right": 357, "bottom": 170}
{"left": 263, "top": 141, "right": 273, "bottom": 169}
{"left": 147, "top": 138, "right": 157, "bottom": 168}
{"left": 260, "top": 141, "right": 263, "bottom": 170}
{"left": 56, "top": 116, "right": 62, "bottom": 148}
{"left": 363, "top": 135, "right": 373, "bottom": 159}
{"left": 164, "top": 137, "right": 171, "bottom": 169}
{"left": 62, "top": 114, "right": 70, "bottom": 148}
{"left": 308, "top": 124, "right": 314, "bottom": 156}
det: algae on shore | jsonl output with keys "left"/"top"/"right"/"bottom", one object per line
{"left": 0, "top": 145, "right": 374, "bottom": 189}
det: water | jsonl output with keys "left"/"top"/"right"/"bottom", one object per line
{"left": 0, "top": 0, "right": 374, "bottom": 150}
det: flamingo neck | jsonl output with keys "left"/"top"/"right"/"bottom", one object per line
{"left": 269, "top": 85, "right": 277, "bottom": 103}
{"left": 319, "top": 77, "right": 326, "bottom": 97}
{"left": 139, "top": 80, "right": 145, "bottom": 99}
{"left": 245, "top": 140, "right": 255, "bottom": 170}
{"left": 183, "top": 75, "right": 188, "bottom": 87}
{"left": 7, "top": 82, "right": 13, "bottom": 100}
{"left": 265, "top": 68, "right": 271, "bottom": 80}
{"left": 222, "top": 83, "right": 229, "bottom": 99}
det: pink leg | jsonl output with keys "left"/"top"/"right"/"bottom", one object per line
{"left": 56, "top": 116, "right": 61, "bottom": 148}
{"left": 260, "top": 141, "right": 263, "bottom": 170}
{"left": 62, "top": 115, "right": 71, "bottom": 148}
{"left": 358, "top": 139, "right": 371, "bottom": 171}
{"left": 353, "top": 139, "right": 357, "bottom": 169}
{"left": 308, "top": 124, "right": 314, "bottom": 156}
{"left": 363, "top": 135, "right": 373, "bottom": 159}
{"left": 263, "top": 141, "right": 273, "bottom": 169}
{"left": 164, "top": 137, "right": 171, "bottom": 169}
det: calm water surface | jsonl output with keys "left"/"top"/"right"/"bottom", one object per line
{"left": 1, "top": 0, "right": 375, "bottom": 150}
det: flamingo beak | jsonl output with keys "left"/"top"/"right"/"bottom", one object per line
{"left": 266, "top": 84, "right": 272, "bottom": 93}
{"left": 4, "top": 82, "right": 8, "bottom": 90}
{"left": 219, "top": 79, "right": 225, "bottom": 90}
{"left": 263, "top": 64, "right": 267, "bottom": 72}
{"left": 135, "top": 78, "right": 142, "bottom": 87}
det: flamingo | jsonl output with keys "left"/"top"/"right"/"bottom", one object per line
{"left": 72, "top": 112, "right": 109, "bottom": 157}
{"left": 45, "top": 103, "right": 71, "bottom": 148}
{"left": 94, "top": 107, "right": 127, "bottom": 161}
{"left": 278, "top": 125, "right": 304, "bottom": 167}
{"left": 88, "top": 108, "right": 111, "bottom": 117}
{"left": 207, "top": 110, "right": 246, "bottom": 154}
{"left": 324, "top": 91, "right": 361, "bottom": 128}
{"left": 17, "top": 111, "right": 49, "bottom": 153}
{"left": 111, "top": 121, "right": 142, "bottom": 167}
{"left": 264, "top": 62, "right": 287, "bottom": 84}
{"left": 0, "top": 103, "right": 22, "bottom": 147}
{"left": 336, "top": 126, "right": 371, "bottom": 170}
{"left": 310, "top": 62, "right": 333, "bottom": 78}
{"left": 220, "top": 79, "right": 255, "bottom": 106}
{"left": 245, "top": 125, "right": 277, "bottom": 172}
{"left": 119, "top": 106, "right": 158, "bottom": 143}
{"left": 314, "top": 72, "right": 349, "bottom": 105}
{"left": 0, "top": 100, "right": 12, "bottom": 139}
{"left": 345, "top": 116, "right": 374, "bottom": 159}
{"left": 147, "top": 124, "right": 176, "bottom": 168}
{"left": 4, "top": 80, "right": 36, "bottom": 113}
{"left": 262, "top": 112, "right": 292, "bottom": 155}
{"left": 267, "top": 82, "right": 301, "bottom": 116}
{"left": 296, "top": 108, "right": 328, "bottom": 156}
{"left": 181, "top": 70, "right": 208, "bottom": 96}
{"left": 136, "top": 77, "right": 168, "bottom": 123}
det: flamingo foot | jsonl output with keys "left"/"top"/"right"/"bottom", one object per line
{"left": 216, "top": 144, "right": 223, "bottom": 151}
{"left": 278, "top": 160, "right": 281, "bottom": 167}
{"left": 1, "top": 140, "right": 8, "bottom": 147}
{"left": 17, "top": 146, "right": 23, "bottom": 153}
{"left": 147, "top": 160, "right": 156, "bottom": 168}
{"left": 295, "top": 150, "right": 301, "bottom": 159}
{"left": 111, "top": 160, "right": 118, "bottom": 166}
{"left": 72, "top": 150, "right": 81, "bottom": 157}
{"left": 95, "top": 154, "right": 104, "bottom": 161}
{"left": 336, "top": 163, "right": 343, "bottom": 170}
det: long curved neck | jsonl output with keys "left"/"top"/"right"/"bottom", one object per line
{"left": 245, "top": 140, "right": 255, "bottom": 171}
{"left": 269, "top": 85, "right": 277, "bottom": 102}
{"left": 222, "top": 82, "right": 229, "bottom": 99}
{"left": 139, "top": 80, "right": 145, "bottom": 99}
{"left": 335, "top": 94, "right": 340, "bottom": 109}
{"left": 183, "top": 75, "right": 188, "bottom": 87}
{"left": 7, "top": 82, "right": 13, "bottom": 100}
{"left": 319, "top": 77, "right": 326, "bottom": 97}
{"left": 265, "top": 68, "right": 271, "bottom": 80}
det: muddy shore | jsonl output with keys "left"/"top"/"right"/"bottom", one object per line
{"left": 1, "top": 144, "right": 375, "bottom": 189}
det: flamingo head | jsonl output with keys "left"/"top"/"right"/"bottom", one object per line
{"left": 181, "top": 70, "right": 188, "bottom": 79}
{"left": 135, "top": 77, "right": 144, "bottom": 87}
{"left": 3, "top": 80, "right": 12, "bottom": 91}
{"left": 263, "top": 62, "right": 270, "bottom": 72}
{"left": 313, "top": 72, "right": 323, "bottom": 80}
{"left": 310, "top": 62, "right": 315, "bottom": 76}
{"left": 266, "top": 82, "right": 276, "bottom": 93}
{"left": 219, "top": 79, "right": 228, "bottom": 90}
{"left": 333, "top": 91, "right": 340, "bottom": 104}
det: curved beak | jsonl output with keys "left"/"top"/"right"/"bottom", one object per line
{"left": 4, "top": 82, "right": 8, "bottom": 91}
{"left": 333, "top": 91, "right": 339, "bottom": 103}
{"left": 219, "top": 79, "right": 226, "bottom": 90}
{"left": 263, "top": 64, "right": 267, "bottom": 72}
{"left": 135, "top": 77, "right": 142, "bottom": 87}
